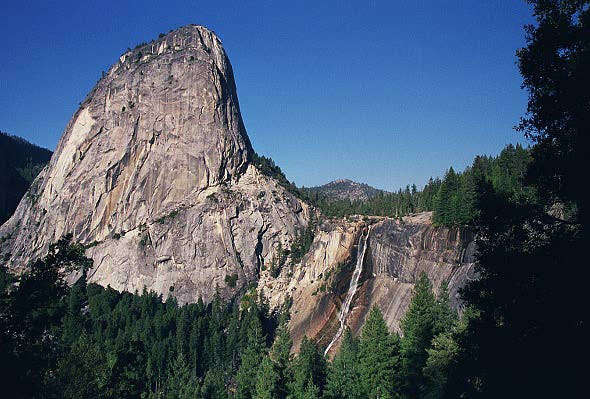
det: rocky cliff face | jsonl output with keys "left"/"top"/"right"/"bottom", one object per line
{"left": 1, "top": 25, "right": 476, "bottom": 349}
{"left": 0, "top": 25, "right": 309, "bottom": 303}
{"left": 259, "top": 212, "right": 476, "bottom": 354}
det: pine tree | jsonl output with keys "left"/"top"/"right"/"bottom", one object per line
{"left": 422, "top": 306, "right": 471, "bottom": 399}
{"left": 236, "top": 320, "right": 267, "bottom": 399}
{"left": 166, "top": 351, "right": 199, "bottom": 399}
{"left": 421, "top": 330, "right": 460, "bottom": 399}
{"left": 53, "top": 334, "right": 109, "bottom": 399}
{"left": 270, "top": 322, "right": 293, "bottom": 399}
{"left": 201, "top": 369, "right": 228, "bottom": 399}
{"left": 302, "top": 383, "right": 320, "bottom": 399}
{"left": 357, "top": 307, "right": 399, "bottom": 399}
{"left": 399, "top": 273, "right": 436, "bottom": 398}
{"left": 289, "top": 337, "right": 327, "bottom": 399}
{"left": 325, "top": 329, "right": 361, "bottom": 399}
{"left": 61, "top": 270, "right": 88, "bottom": 345}
{"left": 432, "top": 283, "right": 457, "bottom": 336}
{"left": 254, "top": 355, "right": 280, "bottom": 399}
{"left": 456, "top": 2, "right": 587, "bottom": 396}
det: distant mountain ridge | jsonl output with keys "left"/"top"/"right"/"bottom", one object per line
{"left": 305, "top": 179, "right": 385, "bottom": 202}
{"left": 0, "top": 132, "right": 52, "bottom": 225}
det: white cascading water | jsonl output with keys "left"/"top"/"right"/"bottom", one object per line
{"left": 324, "top": 225, "right": 371, "bottom": 355}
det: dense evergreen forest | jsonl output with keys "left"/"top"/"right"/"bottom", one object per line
{"left": 0, "top": 0, "right": 586, "bottom": 397}
{"left": 0, "top": 236, "right": 460, "bottom": 399}
{"left": 0, "top": 132, "right": 52, "bottom": 225}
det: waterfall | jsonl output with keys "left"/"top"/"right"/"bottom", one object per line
{"left": 324, "top": 225, "right": 371, "bottom": 355}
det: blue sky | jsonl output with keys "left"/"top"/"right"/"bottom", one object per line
{"left": 0, "top": 1, "right": 534, "bottom": 191}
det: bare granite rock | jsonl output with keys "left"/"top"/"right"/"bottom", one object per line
{"left": 261, "top": 212, "right": 476, "bottom": 354}
{"left": 0, "top": 26, "right": 476, "bottom": 348}
{"left": 0, "top": 25, "right": 309, "bottom": 303}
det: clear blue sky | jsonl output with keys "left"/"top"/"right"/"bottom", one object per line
{"left": 0, "top": 1, "right": 534, "bottom": 191}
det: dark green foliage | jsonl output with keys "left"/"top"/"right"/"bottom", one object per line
{"left": 53, "top": 334, "right": 109, "bottom": 399}
{"left": 0, "top": 131, "right": 52, "bottom": 224}
{"left": 0, "top": 236, "right": 463, "bottom": 399}
{"left": 289, "top": 223, "right": 315, "bottom": 265}
{"left": 0, "top": 235, "right": 88, "bottom": 398}
{"left": 166, "top": 351, "right": 199, "bottom": 399}
{"left": 252, "top": 144, "right": 528, "bottom": 229}
{"left": 289, "top": 337, "right": 327, "bottom": 399}
{"left": 449, "top": 2, "right": 588, "bottom": 397}
{"left": 357, "top": 307, "right": 400, "bottom": 399}
{"left": 235, "top": 320, "right": 267, "bottom": 399}
{"left": 301, "top": 383, "right": 320, "bottom": 399}
{"left": 325, "top": 329, "right": 361, "bottom": 399}
{"left": 201, "top": 370, "right": 227, "bottom": 399}
{"left": 300, "top": 144, "right": 530, "bottom": 226}
{"left": 0, "top": 236, "right": 280, "bottom": 399}
{"left": 421, "top": 328, "right": 461, "bottom": 399}
{"left": 251, "top": 152, "right": 304, "bottom": 199}
{"left": 431, "top": 284, "right": 456, "bottom": 337}
{"left": 452, "top": 183, "right": 586, "bottom": 397}
{"left": 224, "top": 273, "right": 238, "bottom": 288}
{"left": 399, "top": 274, "right": 437, "bottom": 398}
{"left": 269, "top": 322, "right": 293, "bottom": 399}
{"left": 432, "top": 144, "right": 532, "bottom": 226}
{"left": 517, "top": 0, "right": 589, "bottom": 221}
{"left": 397, "top": 274, "right": 458, "bottom": 399}
{"left": 254, "top": 356, "right": 280, "bottom": 399}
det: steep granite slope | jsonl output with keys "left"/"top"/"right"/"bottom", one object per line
{"left": 259, "top": 212, "right": 475, "bottom": 354}
{"left": 1, "top": 26, "right": 476, "bottom": 348}
{"left": 0, "top": 25, "right": 309, "bottom": 303}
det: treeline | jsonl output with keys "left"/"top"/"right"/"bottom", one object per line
{"left": 0, "top": 236, "right": 283, "bottom": 399}
{"left": 0, "top": 235, "right": 462, "bottom": 399}
{"left": 297, "top": 144, "right": 531, "bottom": 226}
{"left": 250, "top": 152, "right": 304, "bottom": 200}
{"left": 325, "top": 275, "right": 461, "bottom": 399}
{"left": 0, "top": 131, "right": 52, "bottom": 224}
{"left": 432, "top": 143, "right": 532, "bottom": 226}
{"left": 250, "top": 142, "right": 531, "bottom": 227}
{"left": 0, "top": 131, "right": 52, "bottom": 184}
{"left": 303, "top": 182, "right": 436, "bottom": 219}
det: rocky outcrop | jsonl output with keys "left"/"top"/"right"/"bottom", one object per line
{"left": 0, "top": 25, "right": 476, "bottom": 350}
{"left": 260, "top": 212, "right": 476, "bottom": 354}
{"left": 306, "top": 179, "right": 384, "bottom": 202}
{"left": 0, "top": 25, "right": 309, "bottom": 303}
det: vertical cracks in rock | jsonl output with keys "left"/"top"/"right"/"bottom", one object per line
{"left": 255, "top": 223, "right": 269, "bottom": 277}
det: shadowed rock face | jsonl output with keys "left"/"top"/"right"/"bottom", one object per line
{"left": 0, "top": 25, "right": 309, "bottom": 303}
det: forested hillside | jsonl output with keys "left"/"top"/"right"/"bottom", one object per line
{"left": 0, "top": 0, "right": 586, "bottom": 397}
{"left": 0, "top": 237, "right": 460, "bottom": 399}
{"left": 301, "top": 143, "right": 531, "bottom": 225}
{"left": 0, "top": 132, "right": 52, "bottom": 224}
{"left": 431, "top": 143, "right": 532, "bottom": 226}
{"left": 303, "top": 180, "right": 384, "bottom": 202}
